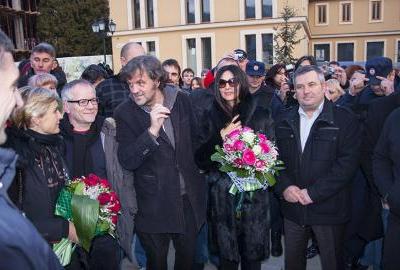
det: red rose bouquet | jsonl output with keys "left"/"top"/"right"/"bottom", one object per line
{"left": 53, "top": 174, "right": 121, "bottom": 266}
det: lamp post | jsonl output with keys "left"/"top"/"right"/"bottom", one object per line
{"left": 91, "top": 18, "right": 116, "bottom": 64}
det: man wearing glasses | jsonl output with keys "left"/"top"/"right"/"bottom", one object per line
{"left": 60, "top": 79, "right": 124, "bottom": 269}
{"left": 274, "top": 65, "right": 361, "bottom": 270}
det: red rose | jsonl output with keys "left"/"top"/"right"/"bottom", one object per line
{"left": 111, "top": 215, "right": 118, "bottom": 225}
{"left": 100, "top": 179, "right": 111, "bottom": 189}
{"left": 109, "top": 191, "right": 118, "bottom": 202}
{"left": 260, "top": 143, "right": 270, "bottom": 154}
{"left": 84, "top": 176, "right": 97, "bottom": 187}
{"left": 242, "top": 149, "right": 256, "bottom": 165}
{"left": 110, "top": 201, "right": 121, "bottom": 213}
{"left": 98, "top": 192, "right": 112, "bottom": 205}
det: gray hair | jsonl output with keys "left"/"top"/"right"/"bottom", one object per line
{"left": 61, "top": 79, "right": 95, "bottom": 101}
{"left": 293, "top": 65, "right": 325, "bottom": 85}
{"left": 0, "top": 30, "right": 14, "bottom": 67}
{"left": 31, "top": 42, "right": 56, "bottom": 58}
{"left": 121, "top": 55, "right": 167, "bottom": 90}
{"left": 28, "top": 73, "right": 58, "bottom": 88}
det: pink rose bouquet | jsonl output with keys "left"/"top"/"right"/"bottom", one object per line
{"left": 211, "top": 126, "right": 284, "bottom": 195}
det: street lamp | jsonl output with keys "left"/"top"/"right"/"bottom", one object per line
{"left": 91, "top": 18, "right": 116, "bottom": 64}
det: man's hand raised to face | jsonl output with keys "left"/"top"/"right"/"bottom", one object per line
{"left": 148, "top": 103, "right": 170, "bottom": 137}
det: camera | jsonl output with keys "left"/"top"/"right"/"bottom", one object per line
{"left": 285, "top": 64, "right": 295, "bottom": 90}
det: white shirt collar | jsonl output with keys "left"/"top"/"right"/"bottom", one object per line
{"left": 298, "top": 100, "right": 325, "bottom": 119}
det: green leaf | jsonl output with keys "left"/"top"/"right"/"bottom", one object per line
{"left": 74, "top": 182, "right": 85, "bottom": 195}
{"left": 71, "top": 195, "right": 99, "bottom": 252}
{"left": 264, "top": 173, "right": 277, "bottom": 186}
{"left": 236, "top": 169, "right": 248, "bottom": 178}
{"left": 220, "top": 164, "right": 234, "bottom": 173}
{"left": 210, "top": 152, "right": 224, "bottom": 163}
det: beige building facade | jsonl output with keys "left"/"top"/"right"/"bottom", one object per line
{"left": 110, "top": 0, "right": 400, "bottom": 73}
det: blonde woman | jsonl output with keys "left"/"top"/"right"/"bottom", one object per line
{"left": 325, "top": 79, "right": 345, "bottom": 103}
{"left": 6, "top": 87, "right": 78, "bottom": 245}
{"left": 28, "top": 73, "right": 58, "bottom": 92}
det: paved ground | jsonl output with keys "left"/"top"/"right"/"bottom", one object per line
{"left": 121, "top": 238, "right": 323, "bottom": 270}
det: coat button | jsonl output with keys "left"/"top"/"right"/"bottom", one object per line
{"left": 290, "top": 134, "right": 294, "bottom": 138}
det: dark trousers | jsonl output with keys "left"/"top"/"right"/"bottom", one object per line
{"left": 383, "top": 214, "right": 400, "bottom": 270}
{"left": 137, "top": 196, "right": 198, "bottom": 270}
{"left": 219, "top": 258, "right": 261, "bottom": 270}
{"left": 66, "top": 234, "right": 121, "bottom": 270}
{"left": 269, "top": 190, "right": 283, "bottom": 234}
{"left": 284, "top": 218, "right": 345, "bottom": 270}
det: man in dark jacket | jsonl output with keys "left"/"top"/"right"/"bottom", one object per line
{"left": 114, "top": 55, "right": 206, "bottom": 269}
{"left": 373, "top": 107, "right": 400, "bottom": 270}
{"left": 274, "top": 65, "right": 361, "bottom": 270}
{"left": 96, "top": 42, "right": 145, "bottom": 117}
{"left": 17, "top": 42, "right": 66, "bottom": 93}
{"left": 60, "top": 80, "right": 121, "bottom": 269}
{"left": 0, "top": 29, "right": 62, "bottom": 270}
{"left": 246, "top": 60, "right": 274, "bottom": 110}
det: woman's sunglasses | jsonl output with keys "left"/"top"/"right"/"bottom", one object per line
{"left": 219, "top": 78, "right": 238, "bottom": 88}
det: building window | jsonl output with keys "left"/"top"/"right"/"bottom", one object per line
{"left": 132, "top": 0, "right": 141, "bottom": 28}
{"left": 262, "top": 0, "right": 272, "bottom": 18}
{"left": 366, "top": 41, "right": 384, "bottom": 60}
{"left": 245, "top": 34, "right": 257, "bottom": 60}
{"left": 201, "top": 0, "right": 210, "bottom": 22}
{"left": 397, "top": 41, "right": 400, "bottom": 63}
{"left": 262, "top": 33, "right": 273, "bottom": 64}
{"left": 241, "top": 31, "right": 274, "bottom": 64}
{"left": 185, "top": 0, "right": 195, "bottom": 24}
{"left": 146, "top": 0, "right": 154, "bottom": 27}
{"left": 337, "top": 43, "right": 354, "bottom": 62}
{"left": 316, "top": 4, "right": 328, "bottom": 25}
{"left": 201, "top": 37, "right": 212, "bottom": 70}
{"left": 314, "top": 44, "right": 330, "bottom": 62}
{"left": 370, "top": 0, "right": 382, "bottom": 21}
{"left": 340, "top": 2, "right": 352, "bottom": 23}
{"left": 245, "top": 0, "right": 256, "bottom": 19}
{"left": 147, "top": 41, "right": 156, "bottom": 56}
{"left": 183, "top": 34, "right": 214, "bottom": 74}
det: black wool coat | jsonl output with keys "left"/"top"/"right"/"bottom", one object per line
{"left": 114, "top": 88, "right": 206, "bottom": 234}
{"left": 274, "top": 100, "right": 361, "bottom": 225}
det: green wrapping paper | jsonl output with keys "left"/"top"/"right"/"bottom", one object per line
{"left": 71, "top": 195, "right": 99, "bottom": 252}
{"left": 53, "top": 238, "right": 75, "bottom": 266}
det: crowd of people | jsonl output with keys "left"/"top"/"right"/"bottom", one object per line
{"left": 0, "top": 27, "right": 400, "bottom": 270}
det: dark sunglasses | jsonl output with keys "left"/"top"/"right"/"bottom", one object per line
{"left": 219, "top": 78, "right": 238, "bottom": 88}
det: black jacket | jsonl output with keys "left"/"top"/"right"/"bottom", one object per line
{"left": 373, "top": 107, "right": 400, "bottom": 220}
{"left": 5, "top": 127, "right": 69, "bottom": 242}
{"left": 274, "top": 100, "right": 361, "bottom": 225}
{"left": 0, "top": 148, "right": 63, "bottom": 270}
{"left": 251, "top": 84, "right": 274, "bottom": 111}
{"left": 114, "top": 86, "right": 206, "bottom": 234}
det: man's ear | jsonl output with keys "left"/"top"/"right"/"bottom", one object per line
{"left": 62, "top": 101, "right": 70, "bottom": 113}
{"left": 321, "top": 82, "right": 327, "bottom": 93}
{"left": 120, "top": 57, "right": 126, "bottom": 67}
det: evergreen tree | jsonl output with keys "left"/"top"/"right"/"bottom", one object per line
{"left": 37, "top": 0, "right": 110, "bottom": 57}
{"left": 273, "top": 4, "right": 303, "bottom": 65}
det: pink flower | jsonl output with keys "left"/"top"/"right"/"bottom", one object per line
{"left": 233, "top": 140, "right": 245, "bottom": 151}
{"left": 242, "top": 149, "right": 256, "bottom": 165}
{"left": 258, "top": 134, "right": 267, "bottom": 143}
{"left": 223, "top": 143, "right": 235, "bottom": 152}
{"left": 109, "top": 192, "right": 118, "bottom": 202}
{"left": 233, "top": 158, "right": 244, "bottom": 167}
{"left": 227, "top": 129, "right": 240, "bottom": 140}
{"left": 242, "top": 127, "right": 253, "bottom": 132}
{"left": 260, "top": 142, "right": 270, "bottom": 154}
{"left": 255, "top": 160, "right": 265, "bottom": 170}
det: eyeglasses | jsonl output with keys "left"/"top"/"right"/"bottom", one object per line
{"left": 218, "top": 78, "right": 238, "bottom": 88}
{"left": 67, "top": 98, "right": 99, "bottom": 107}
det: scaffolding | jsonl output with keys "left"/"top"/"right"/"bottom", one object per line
{"left": 0, "top": 0, "right": 40, "bottom": 60}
